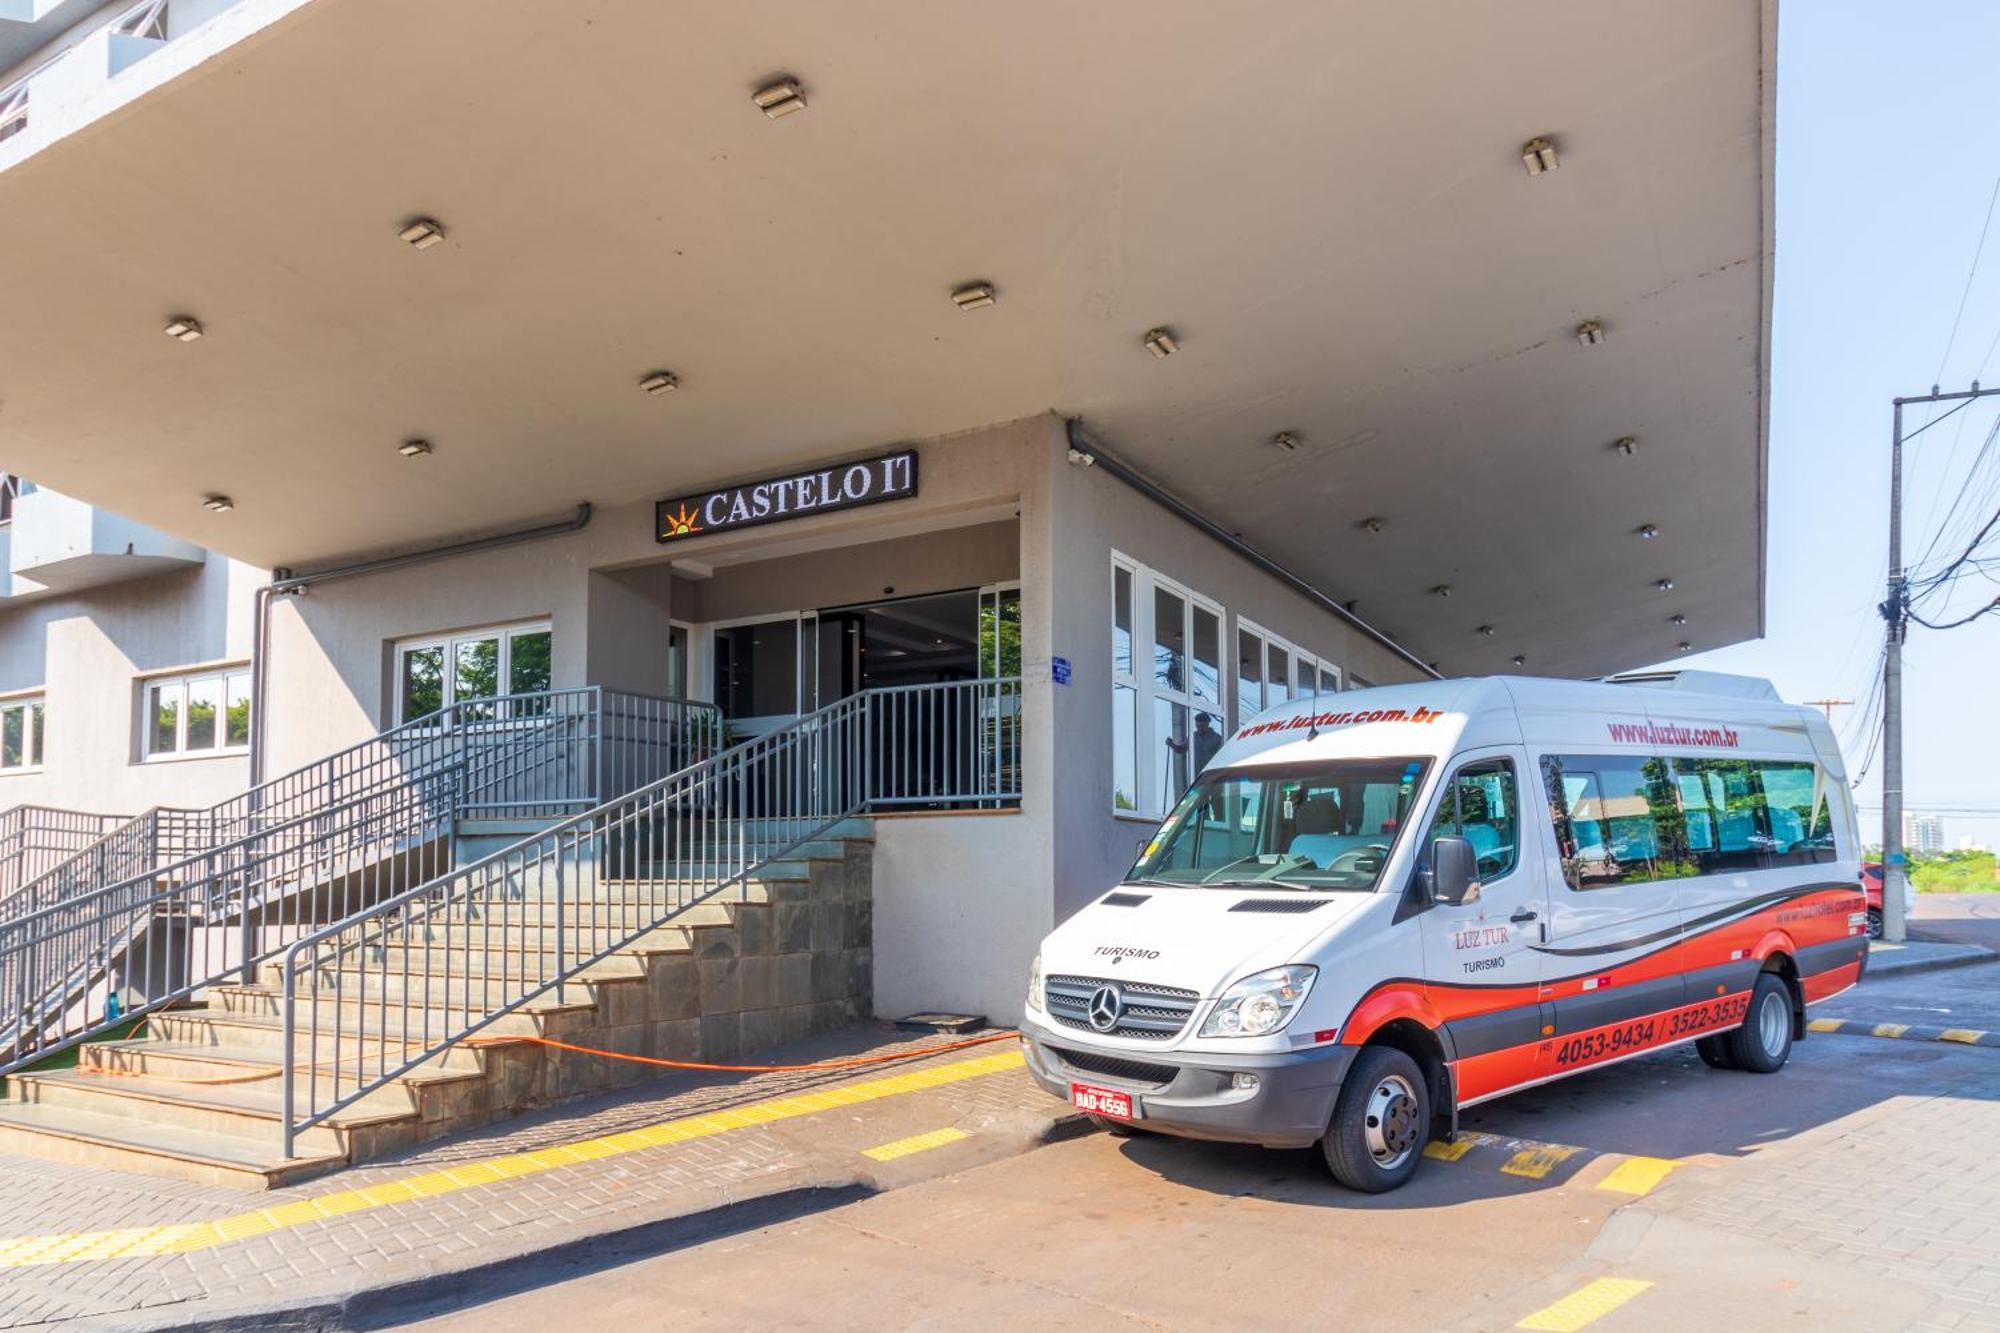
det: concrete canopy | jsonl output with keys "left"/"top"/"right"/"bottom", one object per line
{"left": 0, "top": 0, "right": 1773, "bottom": 678}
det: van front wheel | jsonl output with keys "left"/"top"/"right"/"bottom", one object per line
{"left": 1322, "top": 1046, "right": 1430, "bottom": 1193}
{"left": 1725, "top": 973, "right": 1795, "bottom": 1074}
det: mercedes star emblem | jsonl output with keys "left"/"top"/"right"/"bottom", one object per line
{"left": 1087, "top": 984, "right": 1123, "bottom": 1032}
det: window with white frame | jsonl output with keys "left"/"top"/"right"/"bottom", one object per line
{"left": 1234, "top": 620, "right": 1340, "bottom": 727}
{"left": 395, "top": 621, "right": 552, "bottom": 723}
{"left": 143, "top": 668, "right": 249, "bottom": 760}
{"left": 0, "top": 695, "right": 44, "bottom": 771}
{"left": 1111, "top": 556, "right": 1225, "bottom": 817}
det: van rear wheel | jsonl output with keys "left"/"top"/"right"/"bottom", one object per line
{"left": 1322, "top": 1046, "right": 1429, "bottom": 1193}
{"left": 1725, "top": 973, "right": 1795, "bottom": 1074}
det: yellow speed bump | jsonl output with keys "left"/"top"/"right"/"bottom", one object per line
{"left": 1594, "top": 1156, "right": 1679, "bottom": 1197}
{"left": 1516, "top": 1277, "right": 1655, "bottom": 1331}
{"left": 1501, "top": 1142, "right": 1583, "bottom": 1180}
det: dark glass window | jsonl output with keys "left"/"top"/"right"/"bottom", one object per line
{"left": 1428, "top": 759, "right": 1520, "bottom": 880}
{"left": 1545, "top": 752, "right": 1837, "bottom": 890}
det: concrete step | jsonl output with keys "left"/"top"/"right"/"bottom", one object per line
{"left": 480, "top": 880, "right": 783, "bottom": 911}
{"left": 3, "top": 1067, "right": 410, "bottom": 1157}
{"left": 380, "top": 904, "right": 744, "bottom": 949}
{"left": 463, "top": 901, "right": 753, "bottom": 931}
{"left": 77, "top": 1041, "right": 484, "bottom": 1103}
{"left": 209, "top": 982, "right": 596, "bottom": 1033}
{"left": 259, "top": 947, "right": 653, "bottom": 990}
{"left": 0, "top": 1101, "right": 345, "bottom": 1190}
{"left": 144, "top": 1009, "right": 491, "bottom": 1071}
{"left": 274, "top": 968, "right": 634, "bottom": 1010}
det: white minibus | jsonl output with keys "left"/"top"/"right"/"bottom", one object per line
{"left": 1021, "top": 672, "right": 1868, "bottom": 1192}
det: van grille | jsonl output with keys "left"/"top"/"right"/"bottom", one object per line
{"left": 1044, "top": 974, "right": 1200, "bottom": 1040}
{"left": 1048, "top": 1046, "right": 1179, "bottom": 1088}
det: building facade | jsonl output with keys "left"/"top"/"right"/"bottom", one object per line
{"left": 0, "top": 2, "right": 1777, "bottom": 1062}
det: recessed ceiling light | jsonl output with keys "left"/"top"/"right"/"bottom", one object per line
{"left": 1576, "top": 320, "right": 1606, "bottom": 347}
{"left": 399, "top": 438, "right": 433, "bottom": 458}
{"left": 1476, "top": 625, "right": 1495, "bottom": 637}
{"left": 1677, "top": 642, "right": 1693, "bottom": 654}
{"left": 1637, "top": 523, "right": 1659, "bottom": 539}
{"left": 398, "top": 217, "right": 446, "bottom": 250}
{"left": 753, "top": 77, "right": 806, "bottom": 119}
{"left": 1670, "top": 614, "right": 1687, "bottom": 626}
{"left": 1429, "top": 584, "right": 1452, "bottom": 598}
{"left": 638, "top": 370, "right": 679, "bottom": 395}
{"left": 1360, "top": 517, "right": 1384, "bottom": 534}
{"left": 1271, "top": 431, "right": 1301, "bottom": 452}
{"left": 1142, "top": 327, "right": 1179, "bottom": 358}
{"left": 163, "top": 316, "right": 203, "bottom": 342}
{"left": 950, "top": 282, "right": 996, "bottom": 310}
{"left": 1522, "top": 136, "right": 1560, "bottom": 175}
{"left": 201, "top": 494, "right": 234, "bottom": 512}
{"left": 1655, "top": 577, "right": 1675, "bottom": 593}
{"left": 1612, "top": 436, "right": 1638, "bottom": 457}
{"left": 1511, "top": 655, "right": 1527, "bottom": 668}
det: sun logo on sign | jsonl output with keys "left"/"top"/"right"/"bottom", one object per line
{"left": 661, "top": 503, "right": 702, "bottom": 538}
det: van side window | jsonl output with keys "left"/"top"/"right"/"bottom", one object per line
{"left": 1543, "top": 753, "right": 1839, "bottom": 890}
{"left": 1540, "top": 755, "right": 1683, "bottom": 890}
{"left": 1428, "top": 760, "right": 1518, "bottom": 880}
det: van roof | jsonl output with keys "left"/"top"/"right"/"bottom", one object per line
{"left": 1211, "top": 674, "right": 1840, "bottom": 776}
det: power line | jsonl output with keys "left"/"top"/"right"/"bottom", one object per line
{"left": 1933, "top": 173, "right": 2000, "bottom": 388}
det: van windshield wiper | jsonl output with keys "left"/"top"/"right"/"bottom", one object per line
{"left": 1197, "top": 878, "right": 1320, "bottom": 891}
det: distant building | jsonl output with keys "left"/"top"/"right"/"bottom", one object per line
{"left": 1958, "top": 836, "right": 1992, "bottom": 854}
{"left": 1904, "top": 812, "right": 1946, "bottom": 854}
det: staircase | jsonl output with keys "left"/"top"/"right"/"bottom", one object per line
{"left": 0, "top": 678, "right": 1019, "bottom": 1188}
{"left": 0, "top": 829, "right": 873, "bottom": 1188}
{"left": 0, "top": 688, "right": 720, "bottom": 1069}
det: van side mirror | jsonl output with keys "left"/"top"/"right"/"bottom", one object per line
{"left": 1428, "top": 835, "right": 1480, "bottom": 906}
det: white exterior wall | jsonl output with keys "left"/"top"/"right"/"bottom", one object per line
{"left": 1042, "top": 435, "right": 1425, "bottom": 924}
{"left": 0, "top": 551, "right": 263, "bottom": 815}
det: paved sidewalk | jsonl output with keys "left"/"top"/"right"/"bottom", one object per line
{"left": 0, "top": 1025, "right": 1066, "bottom": 1330}
{"left": 1868, "top": 938, "right": 1996, "bottom": 978}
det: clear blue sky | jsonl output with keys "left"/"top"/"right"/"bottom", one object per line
{"left": 1644, "top": 0, "right": 2000, "bottom": 851}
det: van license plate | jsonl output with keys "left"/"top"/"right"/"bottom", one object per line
{"left": 1071, "top": 1083, "right": 1138, "bottom": 1120}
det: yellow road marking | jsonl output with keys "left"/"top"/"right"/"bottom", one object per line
{"left": 1594, "top": 1156, "right": 1679, "bottom": 1197}
{"left": 1939, "top": 1029, "right": 1987, "bottom": 1044}
{"left": 0, "top": 1048, "right": 1026, "bottom": 1268}
{"left": 1515, "top": 1277, "right": 1655, "bottom": 1331}
{"left": 1871, "top": 1023, "right": 1910, "bottom": 1038}
{"left": 862, "top": 1126, "right": 971, "bottom": 1162}
{"left": 1422, "top": 1131, "right": 1496, "bottom": 1162}
{"left": 1807, "top": 1018, "right": 1844, "bottom": 1033}
{"left": 1501, "top": 1143, "right": 1583, "bottom": 1180}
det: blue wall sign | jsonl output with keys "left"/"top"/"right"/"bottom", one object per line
{"left": 1051, "top": 656, "right": 1072, "bottom": 685}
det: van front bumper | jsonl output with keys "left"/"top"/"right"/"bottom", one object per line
{"left": 1020, "top": 1015, "right": 1355, "bottom": 1149}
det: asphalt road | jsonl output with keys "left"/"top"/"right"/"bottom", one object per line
{"left": 393, "top": 1010, "right": 2000, "bottom": 1332}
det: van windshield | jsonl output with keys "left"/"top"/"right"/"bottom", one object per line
{"left": 1130, "top": 758, "right": 1432, "bottom": 891}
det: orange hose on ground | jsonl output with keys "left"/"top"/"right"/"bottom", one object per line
{"left": 461, "top": 1029, "right": 1019, "bottom": 1073}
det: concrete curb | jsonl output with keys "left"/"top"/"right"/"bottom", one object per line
{"left": 86, "top": 1112, "right": 1090, "bottom": 1333}
{"left": 1807, "top": 1017, "right": 2000, "bottom": 1049}
{"left": 1865, "top": 942, "right": 1996, "bottom": 979}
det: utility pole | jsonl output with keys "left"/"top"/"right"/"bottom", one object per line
{"left": 1803, "top": 698, "right": 1852, "bottom": 722}
{"left": 1883, "top": 384, "right": 2000, "bottom": 942}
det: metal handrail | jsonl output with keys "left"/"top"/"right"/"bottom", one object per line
{"left": 278, "top": 676, "right": 1023, "bottom": 1156}
{"left": 0, "top": 806, "right": 131, "bottom": 901}
{"left": 0, "top": 687, "right": 721, "bottom": 1070}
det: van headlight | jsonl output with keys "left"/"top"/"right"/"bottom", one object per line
{"left": 1025, "top": 952, "right": 1045, "bottom": 1013}
{"left": 1199, "top": 965, "right": 1317, "bottom": 1038}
